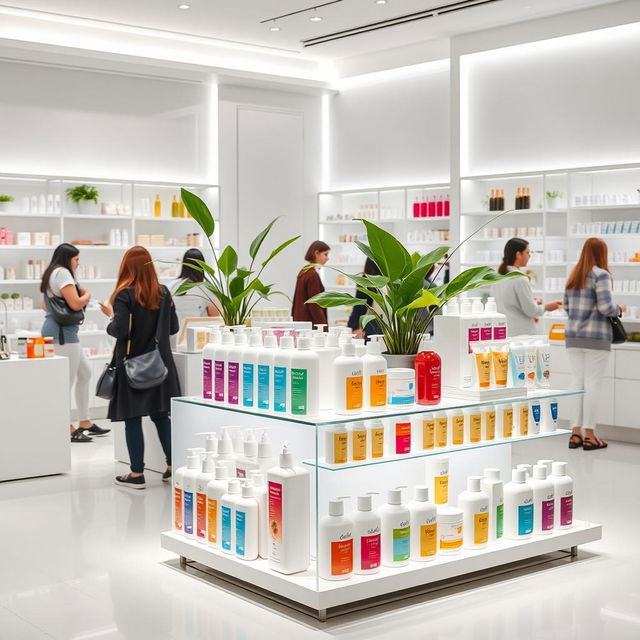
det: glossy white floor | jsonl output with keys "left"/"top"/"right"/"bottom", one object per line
{"left": 0, "top": 428, "right": 638, "bottom": 640}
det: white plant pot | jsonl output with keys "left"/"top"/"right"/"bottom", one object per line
{"left": 546, "top": 198, "right": 560, "bottom": 210}
{"left": 382, "top": 353, "right": 416, "bottom": 369}
{"left": 76, "top": 200, "right": 95, "bottom": 215}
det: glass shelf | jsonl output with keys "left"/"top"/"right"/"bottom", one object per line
{"left": 173, "top": 389, "right": 583, "bottom": 428}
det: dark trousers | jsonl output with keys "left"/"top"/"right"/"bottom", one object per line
{"left": 124, "top": 411, "right": 172, "bottom": 474}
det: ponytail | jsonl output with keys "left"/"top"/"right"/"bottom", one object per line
{"left": 498, "top": 237, "right": 529, "bottom": 275}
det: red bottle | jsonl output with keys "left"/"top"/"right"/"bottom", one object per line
{"left": 427, "top": 197, "right": 436, "bottom": 217}
{"left": 415, "top": 349, "right": 442, "bottom": 406}
{"left": 419, "top": 197, "right": 427, "bottom": 218}
{"left": 444, "top": 195, "right": 450, "bottom": 217}
{"left": 413, "top": 199, "right": 420, "bottom": 218}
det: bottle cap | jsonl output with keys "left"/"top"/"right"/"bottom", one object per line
{"left": 484, "top": 468, "right": 501, "bottom": 481}
{"left": 350, "top": 420, "right": 366, "bottom": 432}
{"left": 241, "top": 482, "right": 254, "bottom": 498}
{"left": 280, "top": 334, "right": 294, "bottom": 349}
{"left": 202, "top": 452, "right": 217, "bottom": 473}
{"left": 312, "top": 333, "right": 326, "bottom": 349}
{"left": 552, "top": 461, "right": 567, "bottom": 476}
{"left": 388, "top": 488, "right": 402, "bottom": 505}
{"left": 279, "top": 442, "right": 294, "bottom": 468}
{"left": 222, "top": 332, "right": 234, "bottom": 345}
{"left": 460, "top": 300, "right": 472, "bottom": 315}
{"left": 357, "top": 495, "right": 372, "bottom": 511}
{"left": 249, "top": 471, "right": 264, "bottom": 486}
{"left": 511, "top": 468, "right": 527, "bottom": 483}
{"left": 485, "top": 297, "right": 497, "bottom": 314}
{"left": 537, "top": 459, "right": 553, "bottom": 474}
{"left": 243, "top": 431, "right": 258, "bottom": 458}
{"left": 517, "top": 464, "right": 532, "bottom": 478}
{"left": 533, "top": 464, "right": 547, "bottom": 480}
{"left": 341, "top": 342, "right": 356, "bottom": 356}
{"left": 218, "top": 429, "right": 233, "bottom": 455}
{"left": 298, "top": 337, "right": 311, "bottom": 350}
{"left": 326, "top": 334, "right": 339, "bottom": 348}
{"left": 366, "top": 339, "right": 382, "bottom": 355}
{"left": 414, "top": 485, "right": 429, "bottom": 502}
{"left": 187, "top": 454, "right": 201, "bottom": 470}
{"left": 329, "top": 499, "right": 345, "bottom": 516}
{"left": 227, "top": 479, "right": 241, "bottom": 494}
{"left": 467, "top": 476, "right": 482, "bottom": 492}
{"left": 471, "top": 297, "right": 484, "bottom": 314}
{"left": 215, "top": 464, "right": 229, "bottom": 480}
{"left": 447, "top": 299, "right": 460, "bottom": 315}
{"left": 437, "top": 506, "right": 463, "bottom": 522}
{"left": 264, "top": 335, "right": 278, "bottom": 348}
{"left": 249, "top": 333, "right": 263, "bottom": 348}
{"left": 235, "top": 333, "right": 248, "bottom": 346}
{"left": 258, "top": 431, "right": 272, "bottom": 459}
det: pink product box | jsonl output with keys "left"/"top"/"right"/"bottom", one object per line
{"left": 0, "top": 228, "right": 14, "bottom": 245}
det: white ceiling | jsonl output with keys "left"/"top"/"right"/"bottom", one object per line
{"left": 0, "top": 0, "right": 623, "bottom": 62}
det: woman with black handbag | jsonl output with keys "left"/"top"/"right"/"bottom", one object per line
{"left": 41, "top": 243, "right": 111, "bottom": 443}
{"left": 99, "top": 246, "right": 180, "bottom": 489}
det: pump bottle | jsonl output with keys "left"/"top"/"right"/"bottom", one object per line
{"left": 482, "top": 468, "right": 504, "bottom": 543}
{"left": 182, "top": 453, "right": 203, "bottom": 539}
{"left": 272, "top": 334, "right": 294, "bottom": 413}
{"left": 289, "top": 336, "right": 320, "bottom": 417}
{"left": 504, "top": 468, "right": 534, "bottom": 539}
{"left": 530, "top": 464, "right": 555, "bottom": 535}
{"left": 234, "top": 482, "right": 259, "bottom": 560}
{"left": 205, "top": 464, "right": 229, "bottom": 548}
{"left": 195, "top": 452, "right": 217, "bottom": 543}
{"left": 220, "top": 479, "right": 241, "bottom": 554}
{"left": 318, "top": 498, "right": 354, "bottom": 581}
{"left": 333, "top": 341, "right": 364, "bottom": 415}
{"left": 379, "top": 488, "right": 410, "bottom": 567}
{"left": 550, "top": 461, "right": 573, "bottom": 529}
{"left": 351, "top": 494, "right": 381, "bottom": 574}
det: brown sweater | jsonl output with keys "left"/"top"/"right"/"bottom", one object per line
{"left": 291, "top": 266, "right": 328, "bottom": 326}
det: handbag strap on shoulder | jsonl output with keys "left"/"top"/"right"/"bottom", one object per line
{"left": 126, "top": 312, "right": 133, "bottom": 357}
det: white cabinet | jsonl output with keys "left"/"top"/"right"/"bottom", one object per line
{"left": 614, "top": 380, "right": 639, "bottom": 428}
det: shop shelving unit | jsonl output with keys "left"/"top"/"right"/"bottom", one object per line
{"left": 161, "top": 389, "right": 600, "bottom": 620}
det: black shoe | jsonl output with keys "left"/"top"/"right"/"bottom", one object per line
{"left": 80, "top": 424, "right": 111, "bottom": 436}
{"left": 71, "top": 429, "right": 92, "bottom": 443}
{"left": 162, "top": 468, "right": 172, "bottom": 483}
{"left": 114, "top": 474, "right": 146, "bottom": 489}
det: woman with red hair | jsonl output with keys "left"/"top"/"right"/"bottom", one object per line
{"left": 99, "top": 246, "right": 180, "bottom": 488}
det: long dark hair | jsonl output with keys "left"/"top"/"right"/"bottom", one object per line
{"left": 179, "top": 248, "right": 205, "bottom": 283}
{"left": 498, "top": 238, "right": 529, "bottom": 275}
{"left": 363, "top": 257, "right": 381, "bottom": 276}
{"left": 40, "top": 243, "right": 79, "bottom": 294}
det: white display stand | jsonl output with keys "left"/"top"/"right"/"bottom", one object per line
{"left": 0, "top": 356, "right": 70, "bottom": 481}
{"left": 161, "top": 389, "right": 600, "bottom": 620}
{"left": 113, "top": 351, "right": 203, "bottom": 472}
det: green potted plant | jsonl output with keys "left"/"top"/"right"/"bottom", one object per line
{"left": 545, "top": 191, "right": 563, "bottom": 209}
{"left": 66, "top": 184, "right": 99, "bottom": 215}
{"left": 175, "top": 188, "right": 300, "bottom": 326}
{"left": 0, "top": 195, "right": 14, "bottom": 213}
{"left": 307, "top": 218, "right": 524, "bottom": 367}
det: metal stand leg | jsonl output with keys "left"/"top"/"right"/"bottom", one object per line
{"left": 180, "top": 555, "right": 188, "bottom": 569}
{"left": 570, "top": 546, "right": 578, "bottom": 558}
{"left": 318, "top": 609, "right": 327, "bottom": 623}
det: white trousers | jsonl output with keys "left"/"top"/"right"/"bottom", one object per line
{"left": 566, "top": 348, "right": 611, "bottom": 430}
{"left": 56, "top": 342, "right": 91, "bottom": 422}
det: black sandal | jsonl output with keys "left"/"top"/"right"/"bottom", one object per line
{"left": 583, "top": 437, "right": 608, "bottom": 451}
{"left": 568, "top": 434, "right": 583, "bottom": 449}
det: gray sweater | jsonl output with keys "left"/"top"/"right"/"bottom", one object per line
{"left": 491, "top": 266, "right": 544, "bottom": 337}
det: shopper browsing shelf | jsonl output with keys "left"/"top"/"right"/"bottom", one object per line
{"left": 99, "top": 246, "right": 181, "bottom": 489}
{"left": 347, "top": 258, "right": 382, "bottom": 339}
{"left": 493, "top": 238, "right": 562, "bottom": 336}
{"left": 291, "top": 240, "right": 330, "bottom": 326}
{"left": 40, "top": 243, "right": 110, "bottom": 443}
{"left": 564, "top": 238, "right": 626, "bottom": 451}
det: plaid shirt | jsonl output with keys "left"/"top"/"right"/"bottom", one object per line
{"left": 564, "top": 267, "right": 620, "bottom": 351}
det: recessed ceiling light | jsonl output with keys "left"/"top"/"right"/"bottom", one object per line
{"left": 310, "top": 14, "right": 323, "bottom": 22}
{"left": 375, "top": 0, "right": 387, "bottom": 5}
{"left": 178, "top": 3, "right": 190, "bottom": 9}
{"left": 269, "top": 25, "right": 281, "bottom": 32}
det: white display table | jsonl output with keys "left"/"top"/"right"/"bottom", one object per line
{"left": 0, "top": 356, "right": 70, "bottom": 481}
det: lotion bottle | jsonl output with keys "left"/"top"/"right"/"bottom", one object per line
{"left": 195, "top": 452, "right": 217, "bottom": 543}
{"left": 550, "top": 461, "right": 573, "bottom": 530}
{"left": 216, "top": 428, "right": 237, "bottom": 477}
{"left": 458, "top": 476, "right": 489, "bottom": 549}
{"left": 206, "top": 464, "right": 229, "bottom": 548}
{"left": 226, "top": 332, "right": 247, "bottom": 406}
{"left": 242, "top": 331, "right": 262, "bottom": 408}
{"left": 289, "top": 336, "right": 320, "bottom": 417}
{"left": 272, "top": 333, "right": 294, "bottom": 414}
{"left": 349, "top": 421, "right": 367, "bottom": 462}
{"left": 362, "top": 338, "right": 388, "bottom": 411}
{"left": 220, "top": 479, "right": 241, "bottom": 554}
{"left": 351, "top": 494, "right": 381, "bottom": 575}
{"left": 214, "top": 331, "right": 234, "bottom": 402}
{"left": 333, "top": 341, "right": 364, "bottom": 415}
{"left": 482, "top": 468, "right": 504, "bottom": 543}
{"left": 408, "top": 486, "right": 437, "bottom": 561}
{"left": 324, "top": 423, "right": 348, "bottom": 465}
{"left": 379, "top": 488, "right": 410, "bottom": 567}
{"left": 182, "top": 453, "right": 203, "bottom": 539}
{"left": 530, "top": 464, "right": 555, "bottom": 535}
{"left": 504, "top": 468, "right": 534, "bottom": 540}
{"left": 202, "top": 330, "right": 221, "bottom": 399}
{"left": 319, "top": 498, "right": 354, "bottom": 581}
{"left": 256, "top": 333, "right": 277, "bottom": 411}
{"left": 248, "top": 471, "right": 269, "bottom": 559}
{"left": 425, "top": 456, "right": 449, "bottom": 506}
{"left": 234, "top": 482, "right": 259, "bottom": 561}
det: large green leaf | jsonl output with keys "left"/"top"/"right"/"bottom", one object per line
{"left": 181, "top": 188, "right": 215, "bottom": 238}
{"left": 218, "top": 246, "right": 238, "bottom": 277}
{"left": 229, "top": 275, "right": 247, "bottom": 299}
{"left": 249, "top": 218, "right": 279, "bottom": 260}
{"left": 174, "top": 280, "right": 203, "bottom": 296}
{"left": 307, "top": 291, "right": 361, "bottom": 307}
{"left": 261, "top": 236, "right": 300, "bottom": 267}
{"left": 353, "top": 240, "right": 379, "bottom": 268}
{"left": 443, "top": 266, "right": 494, "bottom": 298}
{"left": 395, "top": 263, "right": 433, "bottom": 309}
{"left": 345, "top": 273, "right": 389, "bottom": 289}
{"left": 416, "top": 246, "right": 449, "bottom": 271}
{"left": 359, "top": 313, "right": 377, "bottom": 330}
{"left": 399, "top": 288, "right": 440, "bottom": 313}
{"left": 360, "top": 219, "right": 412, "bottom": 280}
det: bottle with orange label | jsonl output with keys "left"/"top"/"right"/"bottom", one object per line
{"left": 458, "top": 476, "right": 489, "bottom": 550}
{"left": 325, "top": 424, "right": 348, "bottom": 465}
{"left": 333, "top": 342, "right": 363, "bottom": 415}
{"left": 362, "top": 338, "right": 387, "bottom": 411}
{"left": 195, "top": 452, "right": 217, "bottom": 544}
{"left": 319, "top": 498, "right": 354, "bottom": 581}
{"left": 408, "top": 486, "right": 437, "bottom": 562}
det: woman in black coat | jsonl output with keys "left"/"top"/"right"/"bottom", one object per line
{"left": 99, "top": 246, "right": 180, "bottom": 489}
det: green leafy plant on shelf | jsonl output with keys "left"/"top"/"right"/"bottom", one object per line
{"left": 307, "top": 214, "right": 525, "bottom": 355}
{"left": 545, "top": 191, "right": 563, "bottom": 199}
{"left": 65, "top": 184, "right": 99, "bottom": 203}
{"left": 175, "top": 188, "right": 301, "bottom": 326}
{"left": 0, "top": 195, "right": 14, "bottom": 202}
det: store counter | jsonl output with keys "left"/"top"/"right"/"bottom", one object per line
{"left": 114, "top": 351, "right": 203, "bottom": 473}
{"left": 0, "top": 356, "right": 70, "bottom": 481}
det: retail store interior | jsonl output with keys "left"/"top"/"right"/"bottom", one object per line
{"left": 1, "top": 1, "right": 640, "bottom": 638}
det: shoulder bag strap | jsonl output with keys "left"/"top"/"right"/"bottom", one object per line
{"left": 126, "top": 312, "right": 133, "bottom": 358}
{"left": 154, "top": 287, "right": 168, "bottom": 345}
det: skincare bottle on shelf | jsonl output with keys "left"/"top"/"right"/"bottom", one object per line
{"left": 417, "top": 412, "right": 435, "bottom": 450}
{"left": 530, "top": 464, "right": 555, "bottom": 535}
{"left": 234, "top": 482, "right": 259, "bottom": 561}
{"left": 195, "top": 452, "right": 217, "bottom": 543}
{"left": 482, "top": 468, "right": 504, "bottom": 543}
{"left": 352, "top": 494, "right": 381, "bottom": 575}
{"left": 495, "top": 403, "right": 513, "bottom": 438}
{"left": 312, "top": 332, "right": 340, "bottom": 411}
{"left": 171, "top": 195, "right": 179, "bottom": 218}
{"left": 408, "top": 486, "right": 437, "bottom": 561}
{"left": 550, "top": 462, "right": 573, "bottom": 530}
{"left": 509, "top": 341, "right": 526, "bottom": 387}
{"left": 256, "top": 333, "right": 278, "bottom": 411}
{"left": 325, "top": 423, "right": 348, "bottom": 465}
{"left": 481, "top": 405, "right": 496, "bottom": 441}
{"left": 434, "top": 411, "right": 448, "bottom": 448}
{"left": 154, "top": 194, "right": 161, "bottom": 217}
{"left": 458, "top": 476, "right": 489, "bottom": 550}
{"left": 247, "top": 471, "right": 269, "bottom": 559}
{"left": 425, "top": 457, "right": 449, "bottom": 506}
{"left": 447, "top": 408, "right": 464, "bottom": 446}
{"left": 235, "top": 430, "right": 258, "bottom": 479}
{"left": 214, "top": 331, "right": 233, "bottom": 403}
{"left": 333, "top": 341, "right": 363, "bottom": 415}
{"left": 517, "top": 463, "right": 533, "bottom": 480}
{"left": 485, "top": 297, "right": 507, "bottom": 341}
{"left": 379, "top": 488, "right": 410, "bottom": 567}
{"left": 241, "top": 330, "right": 262, "bottom": 408}
{"left": 349, "top": 421, "right": 367, "bottom": 462}
{"left": 319, "top": 498, "right": 354, "bottom": 581}
{"left": 289, "top": 336, "right": 319, "bottom": 417}
{"left": 182, "top": 453, "right": 203, "bottom": 539}
{"left": 504, "top": 468, "right": 533, "bottom": 540}
{"left": 362, "top": 337, "right": 387, "bottom": 411}
{"left": 463, "top": 406, "right": 482, "bottom": 443}
{"left": 220, "top": 479, "right": 242, "bottom": 554}
{"left": 216, "top": 429, "right": 237, "bottom": 477}
{"left": 206, "top": 464, "right": 229, "bottom": 548}
{"left": 415, "top": 336, "right": 441, "bottom": 406}
{"left": 366, "top": 419, "right": 385, "bottom": 459}
{"left": 541, "top": 397, "right": 559, "bottom": 432}
{"left": 529, "top": 398, "right": 542, "bottom": 435}
{"left": 203, "top": 328, "right": 222, "bottom": 399}
{"left": 272, "top": 333, "right": 294, "bottom": 413}
{"left": 535, "top": 340, "right": 551, "bottom": 388}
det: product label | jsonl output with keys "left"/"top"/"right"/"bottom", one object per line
{"left": 389, "top": 378, "right": 415, "bottom": 405}
{"left": 560, "top": 495, "right": 573, "bottom": 526}
{"left": 228, "top": 361, "right": 240, "bottom": 405}
{"left": 242, "top": 363, "right": 254, "bottom": 407}
{"left": 494, "top": 325, "right": 507, "bottom": 340}
{"left": 468, "top": 327, "right": 480, "bottom": 353}
{"left": 361, "top": 534, "right": 381, "bottom": 570}
{"left": 184, "top": 491, "right": 194, "bottom": 535}
{"left": 434, "top": 475, "right": 448, "bottom": 505}
{"left": 436, "top": 417, "right": 448, "bottom": 447}
{"left": 207, "top": 498, "right": 218, "bottom": 544}
{"left": 174, "top": 488, "right": 183, "bottom": 530}
{"left": 331, "top": 539, "right": 353, "bottom": 575}
{"left": 518, "top": 503, "right": 534, "bottom": 536}
{"left": 214, "top": 360, "right": 225, "bottom": 402}
{"left": 474, "top": 512, "right": 489, "bottom": 545}
{"left": 519, "top": 406, "right": 529, "bottom": 435}
{"left": 268, "top": 481, "right": 283, "bottom": 545}
{"left": 345, "top": 375, "right": 364, "bottom": 410}
{"left": 531, "top": 403, "right": 541, "bottom": 427}
{"left": 370, "top": 427, "right": 384, "bottom": 458}
{"left": 273, "top": 366, "right": 287, "bottom": 412}
{"left": 492, "top": 352, "right": 509, "bottom": 387}
{"left": 422, "top": 417, "right": 435, "bottom": 449}
{"left": 203, "top": 359, "right": 213, "bottom": 399}
{"left": 332, "top": 432, "right": 348, "bottom": 464}
{"left": 393, "top": 526, "right": 410, "bottom": 562}
{"left": 481, "top": 326, "right": 493, "bottom": 341}
{"left": 420, "top": 523, "right": 437, "bottom": 557}
{"left": 469, "top": 413, "right": 481, "bottom": 442}
{"left": 439, "top": 522, "right": 463, "bottom": 550}
{"left": 351, "top": 429, "right": 367, "bottom": 461}
{"left": 235, "top": 510, "right": 246, "bottom": 556}
{"left": 236, "top": 468, "right": 246, "bottom": 478}
{"left": 196, "top": 493, "right": 207, "bottom": 539}
{"left": 452, "top": 415, "right": 464, "bottom": 445}
{"left": 395, "top": 421, "right": 411, "bottom": 454}
{"left": 369, "top": 374, "right": 387, "bottom": 407}
{"left": 503, "top": 408, "right": 513, "bottom": 438}
{"left": 485, "top": 410, "right": 496, "bottom": 440}
{"left": 291, "top": 367, "right": 308, "bottom": 415}
{"left": 221, "top": 505, "right": 232, "bottom": 551}
{"left": 550, "top": 402, "right": 558, "bottom": 422}
{"left": 257, "top": 364, "right": 270, "bottom": 410}
{"left": 496, "top": 504, "right": 504, "bottom": 539}
{"left": 541, "top": 499, "right": 555, "bottom": 531}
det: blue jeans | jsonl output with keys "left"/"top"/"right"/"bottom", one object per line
{"left": 124, "top": 411, "right": 172, "bottom": 474}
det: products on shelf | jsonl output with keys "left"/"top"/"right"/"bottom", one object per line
{"left": 503, "top": 468, "right": 533, "bottom": 539}
{"left": 571, "top": 220, "right": 640, "bottom": 235}
{"left": 352, "top": 494, "right": 382, "bottom": 574}
{"left": 514, "top": 187, "right": 532, "bottom": 210}
{"left": 5, "top": 193, "right": 61, "bottom": 215}
{"left": 319, "top": 498, "right": 354, "bottom": 580}
{"left": 411, "top": 194, "right": 451, "bottom": 218}
{"left": 99, "top": 201, "right": 130, "bottom": 216}
{"left": 482, "top": 226, "right": 543, "bottom": 239}
{"left": 458, "top": 476, "right": 489, "bottom": 550}
{"left": 0, "top": 228, "right": 60, "bottom": 246}
{"left": 489, "top": 189, "right": 505, "bottom": 211}
{"left": 135, "top": 233, "right": 203, "bottom": 247}
{"left": 573, "top": 193, "right": 637, "bottom": 207}
{"left": 379, "top": 488, "right": 411, "bottom": 567}
{"left": 408, "top": 486, "right": 437, "bottom": 561}
{"left": 0, "top": 293, "right": 34, "bottom": 310}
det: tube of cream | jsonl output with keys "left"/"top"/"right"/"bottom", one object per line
{"left": 535, "top": 340, "right": 551, "bottom": 388}
{"left": 473, "top": 345, "right": 491, "bottom": 389}
{"left": 529, "top": 399, "right": 542, "bottom": 435}
{"left": 491, "top": 343, "right": 509, "bottom": 388}
{"left": 509, "top": 341, "right": 525, "bottom": 387}
{"left": 524, "top": 342, "right": 537, "bottom": 389}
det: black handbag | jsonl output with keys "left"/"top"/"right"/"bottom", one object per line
{"left": 95, "top": 355, "right": 117, "bottom": 400}
{"left": 123, "top": 294, "right": 168, "bottom": 390}
{"left": 47, "top": 284, "right": 85, "bottom": 326}
{"left": 609, "top": 315, "right": 627, "bottom": 344}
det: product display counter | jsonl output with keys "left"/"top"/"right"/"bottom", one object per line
{"left": 162, "top": 389, "right": 600, "bottom": 620}
{"left": 0, "top": 355, "right": 70, "bottom": 481}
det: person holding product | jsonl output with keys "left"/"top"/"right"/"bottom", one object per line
{"left": 348, "top": 258, "right": 382, "bottom": 339}
{"left": 99, "top": 246, "right": 180, "bottom": 488}
{"left": 40, "top": 243, "right": 110, "bottom": 443}
{"left": 291, "top": 240, "right": 330, "bottom": 326}
{"left": 564, "top": 238, "right": 626, "bottom": 451}
{"left": 493, "top": 238, "right": 562, "bottom": 336}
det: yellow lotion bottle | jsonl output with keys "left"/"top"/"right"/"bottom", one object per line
{"left": 154, "top": 194, "right": 162, "bottom": 218}
{"left": 491, "top": 345, "right": 509, "bottom": 388}
{"left": 171, "top": 195, "right": 179, "bottom": 218}
{"left": 473, "top": 346, "right": 491, "bottom": 389}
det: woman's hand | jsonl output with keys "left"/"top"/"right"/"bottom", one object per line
{"left": 544, "top": 300, "right": 563, "bottom": 312}
{"left": 619, "top": 304, "right": 628, "bottom": 313}
{"left": 352, "top": 329, "right": 365, "bottom": 339}
{"left": 99, "top": 301, "right": 113, "bottom": 318}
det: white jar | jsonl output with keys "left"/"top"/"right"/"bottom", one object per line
{"left": 437, "top": 506, "right": 463, "bottom": 555}
{"left": 387, "top": 367, "right": 415, "bottom": 406}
